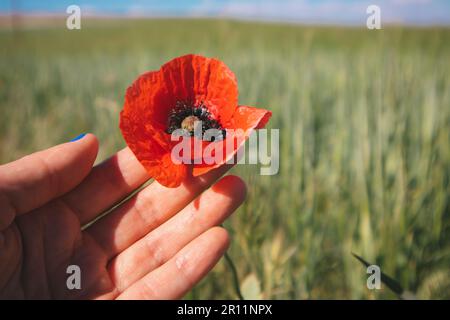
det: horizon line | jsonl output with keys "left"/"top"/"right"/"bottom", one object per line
{"left": 1, "top": 12, "right": 450, "bottom": 27}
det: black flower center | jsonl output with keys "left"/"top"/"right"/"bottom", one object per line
{"left": 166, "top": 101, "right": 226, "bottom": 141}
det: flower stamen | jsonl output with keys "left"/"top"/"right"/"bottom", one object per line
{"left": 181, "top": 115, "right": 200, "bottom": 133}
{"left": 166, "top": 101, "right": 226, "bottom": 141}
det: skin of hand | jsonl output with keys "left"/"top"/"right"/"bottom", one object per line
{"left": 0, "top": 134, "right": 246, "bottom": 299}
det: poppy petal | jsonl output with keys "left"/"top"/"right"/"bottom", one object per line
{"left": 192, "top": 105, "right": 272, "bottom": 176}
{"left": 122, "top": 70, "right": 171, "bottom": 129}
{"left": 160, "top": 54, "right": 238, "bottom": 124}
{"left": 230, "top": 105, "right": 272, "bottom": 132}
{"left": 120, "top": 111, "right": 188, "bottom": 187}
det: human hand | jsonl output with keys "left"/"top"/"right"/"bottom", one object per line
{"left": 0, "top": 134, "right": 246, "bottom": 299}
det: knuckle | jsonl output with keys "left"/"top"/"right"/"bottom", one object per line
{"left": 144, "top": 236, "right": 166, "bottom": 268}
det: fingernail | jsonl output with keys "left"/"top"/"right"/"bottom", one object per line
{"left": 70, "top": 133, "right": 86, "bottom": 142}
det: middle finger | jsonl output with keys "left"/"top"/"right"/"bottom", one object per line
{"left": 85, "top": 164, "right": 232, "bottom": 259}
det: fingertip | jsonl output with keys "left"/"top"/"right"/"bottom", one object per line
{"left": 67, "top": 133, "right": 98, "bottom": 170}
{"left": 47, "top": 133, "right": 99, "bottom": 192}
{"left": 212, "top": 174, "right": 247, "bottom": 203}
{"left": 70, "top": 132, "right": 98, "bottom": 148}
{"left": 83, "top": 133, "right": 100, "bottom": 154}
{"left": 66, "top": 133, "right": 98, "bottom": 161}
{"left": 208, "top": 226, "right": 230, "bottom": 252}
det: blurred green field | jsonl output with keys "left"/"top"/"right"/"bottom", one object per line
{"left": 1, "top": 18, "right": 449, "bottom": 299}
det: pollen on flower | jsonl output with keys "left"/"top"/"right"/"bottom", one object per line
{"left": 181, "top": 115, "right": 200, "bottom": 133}
{"left": 166, "top": 100, "right": 226, "bottom": 141}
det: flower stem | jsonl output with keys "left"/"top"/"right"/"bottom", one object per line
{"left": 224, "top": 251, "right": 244, "bottom": 300}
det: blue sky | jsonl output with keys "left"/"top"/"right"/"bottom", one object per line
{"left": 1, "top": 0, "right": 449, "bottom": 25}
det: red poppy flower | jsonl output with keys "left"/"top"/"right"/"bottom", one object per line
{"left": 120, "top": 54, "right": 271, "bottom": 188}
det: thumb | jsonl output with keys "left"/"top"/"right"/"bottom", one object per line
{"left": 0, "top": 133, "right": 99, "bottom": 230}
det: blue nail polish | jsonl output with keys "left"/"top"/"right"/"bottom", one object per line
{"left": 70, "top": 133, "right": 86, "bottom": 142}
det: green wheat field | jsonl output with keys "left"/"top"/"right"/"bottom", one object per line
{"left": 1, "top": 18, "right": 449, "bottom": 299}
